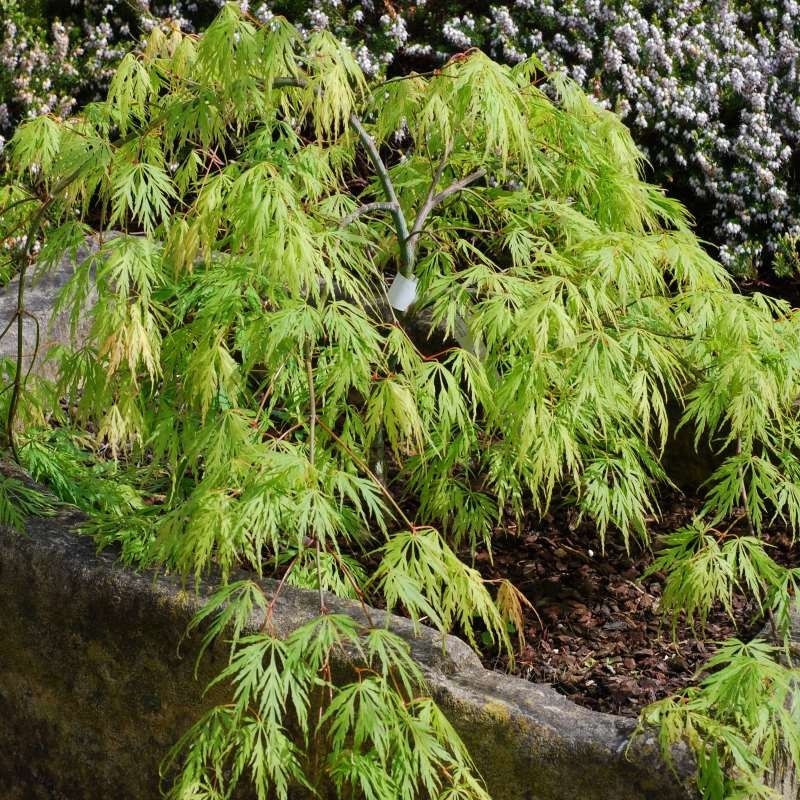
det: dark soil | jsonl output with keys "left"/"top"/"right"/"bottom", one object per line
{"left": 474, "top": 493, "right": 798, "bottom": 717}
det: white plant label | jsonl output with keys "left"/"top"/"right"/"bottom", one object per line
{"left": 387, "top": 273, "right": 418, "bottom": 312}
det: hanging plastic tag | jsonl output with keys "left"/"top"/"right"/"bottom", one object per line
{"left": 387, "top": 273, "right": 418, "bottom": 312}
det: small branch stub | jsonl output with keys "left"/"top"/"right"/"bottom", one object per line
{"left": 387, "top": 273, "right": 418, "bottom": 312}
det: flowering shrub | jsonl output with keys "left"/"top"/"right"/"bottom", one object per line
{"left": 2, "top": 1, "right": 800, "bottom": 272}
{"left": 280, "top": 0, "right": 800, "bottom": 276}
{"left": 488, "top": 0, "right": 800, "bottom": 276}
{"left": 0, "top": 0, "right": 125, "bottom": 149}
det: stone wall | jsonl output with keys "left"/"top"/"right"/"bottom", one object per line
{"left": 0, "top": 505, "right": 695, "bottom": 800}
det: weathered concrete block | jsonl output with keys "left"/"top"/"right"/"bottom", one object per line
{"left": 0, "top": 505, "right": 694, "bottom": 800}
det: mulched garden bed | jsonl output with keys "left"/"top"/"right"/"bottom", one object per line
{"left": 475, "top": 494, "right": 797, "bottom": 717}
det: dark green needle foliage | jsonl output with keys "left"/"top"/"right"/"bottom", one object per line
{"left": 5, "top": 4, "right": 800, "bottom": 797}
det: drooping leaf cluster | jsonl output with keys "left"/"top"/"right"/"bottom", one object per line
{"left": 165, "top": 582, "right": 488, "bottom": 800}
{"left": 5, "top": 5, "right": 788, "bottom": 554}
{"left": 644, "top": 521, "right": 796, "bottom": 636}
{"left": 0, "top": 470, "right": 54, "bottom": 530}
{"left": 639, "top": 639, "right": 800, "bottom": 800}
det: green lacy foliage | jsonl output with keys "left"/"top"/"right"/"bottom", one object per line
{"left": 0, "top": 471, "right": 54, "bottom": 528}
{"left": 639, "top": 639, "right": 800, "bottom": 800}
{"left": 644, "top": 521, "right": 800, "bottom": 635}
{"left": 4, "top": 5, "right": 800, "bottom": 797}
{"left": 167, "top": 586, "right": 489, "bottom": 800}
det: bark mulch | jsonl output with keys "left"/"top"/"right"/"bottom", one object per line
{"left": 475, "top": 495, "right": 797, "bottom": 717}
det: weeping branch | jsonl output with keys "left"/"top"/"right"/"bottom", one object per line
{"left": 20, "top": 310, "right": 40, "bottom": 389}
{"left": 0, "top": 193, "right": 39, "bottom": 218}
{"left": 306, "top": 350, "right": 327, "bottom": 614}
{"left": 408, "top": 167, "right": 487, "bottom": 259}
{"left": 407, "top": 138, "right": 453, "bottom": 255}
{"left": 339, "top": 201, "right": 397, "bottom": 229}
{"left": 269, "top": 76, "right": 484, "bottom": 280}
{"left": 267, "top": 75, "right": 415, "bottom": 277}
{"left": 4, "top": 110, "right": 171, "bottom": 459}
{"left": 347, "top": 112, "right": 413, "bottom": 277}
{"left": 6, "top": 167, "right": 81, "bottom": 459}
{"left": 736, "top": 437, "right": 782, "bottom": 647}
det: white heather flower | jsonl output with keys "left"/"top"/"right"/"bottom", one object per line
{"left": 491, "top": 6, "right": 519, "bottom": 38}
{"left": 254, "top": 4, "right": 273, "bottom": 23}
{"left": 443, "top": 19, "right": 472, "bottom": 49}
{"left": 2, "top": 0, "right": 799, "bottom": 276}
{"left": 382, "top": 14, "right": 408, "bottom": 46}
{"left": 354, "top": 44, "right": 378, "bottom": 76}
{"left": 307, "top": 9, "right": 329, "bottom": 30}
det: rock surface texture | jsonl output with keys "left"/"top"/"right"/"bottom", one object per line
{"left": 0, "top": 238, "right": 100, "bottom": 379}
{"left": 0, "top": 505, "right": 695, "bottom": 800}
{"left": 762, "top": 615, "right": 800, "bottom": 800}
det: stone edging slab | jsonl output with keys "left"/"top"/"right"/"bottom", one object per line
{"left": 0, "top": 505, "right": 694, "bottom": 799}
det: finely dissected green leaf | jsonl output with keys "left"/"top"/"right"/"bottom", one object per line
{"left": 167, "top": 604, "right": 489, "bottom": 800}
{"left": 185, "top": 580, "right": 268, "bottom": 670}
{"left": 0, "top": 475, "right": 56, "bottom": 530}
{"left": 645, "top": 521, "right": 785, "bottom": 635}
{"left": 638, "top": 639, "right": 800, "bottom": 799}
{"left": 372, "top": 527, "right": 510, "bottom": 653}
